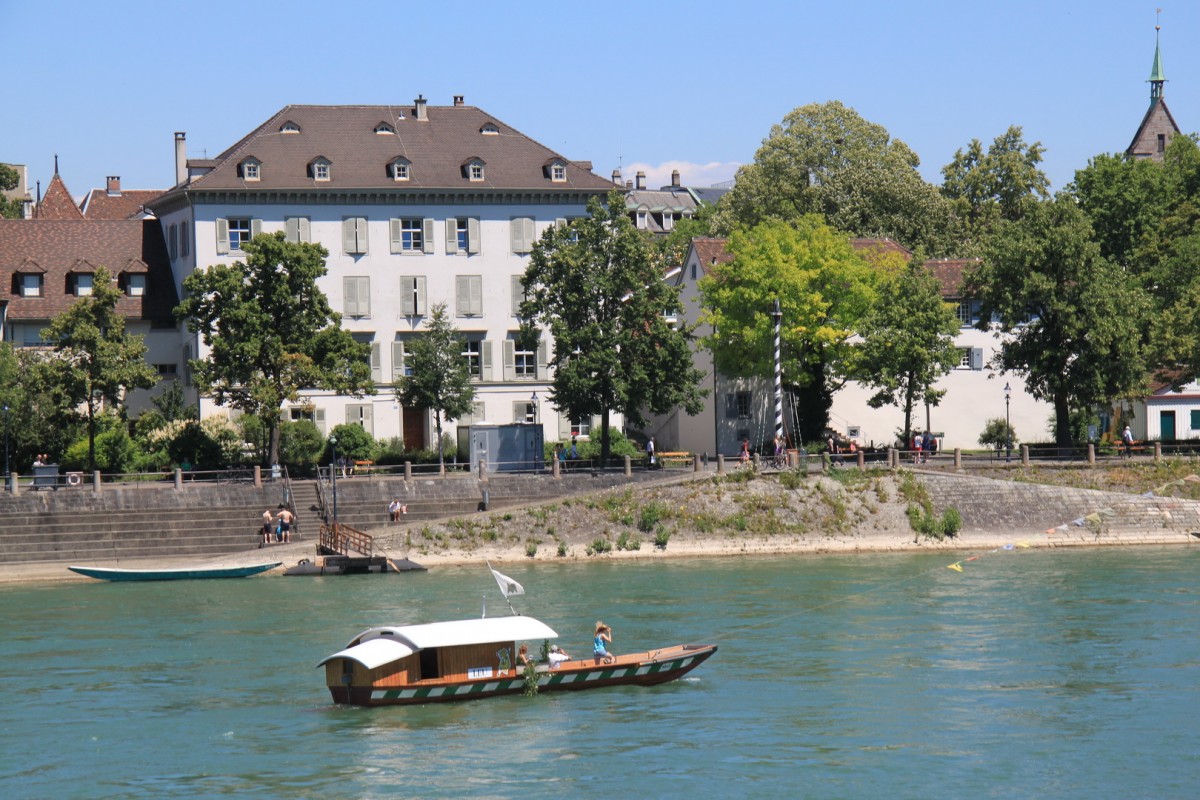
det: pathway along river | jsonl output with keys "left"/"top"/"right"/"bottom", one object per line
{"left": 3, "top": 549, "right": 1199, "bottom": 798}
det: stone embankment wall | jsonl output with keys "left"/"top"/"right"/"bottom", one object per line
{"left": 918, "top": 472, "right": 1200, "bottom": 546}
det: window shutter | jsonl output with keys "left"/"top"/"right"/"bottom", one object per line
{"left": 390, "top": 218, "right": 402, "bottom": 254}
{"left": 250, "top": 219, "right": 263, "bottom": 238}
{"left": 469, "top": 276, "right": 483, "bottom": 315}
{"left": 370, "top": 343, "right": 382, "bottom": 383}
{"left": 181, "top": 221, "right": 190, "bottom": 257}
{"left": 415, "top": 276, "right": 426, "bottom": 315}
{"left": 400, "top": 277, "right": 416, "bottom": 316}
{"left": 314, "top": 408, "right": 326, "bottom": 434}
{"left": 422, "top": 218, "right": 435, "bottom": 254}
{"left": 445, "top": 218, "right": 458, "bottom": 253}
{"left": 343, "top": 219, "right": 357, "bottom": 254}
{"left": 725, "top": 394, "right": 737, "bottom": 419}
{"left": 456, "top": 275, "right": 470, "bottom": 316}
{"left": 537, "top": 339, "right": 548, "bottom": 376}
{"left": 468, "top": 218, "right": 480, "bottom": 254}
{"left": 513, "top": 402, "right": 527, "bottom": 424}
{"left": 555, "top": 218, "right": 567, "bottom": 229}
{"left": 511, "top": 275, "right": 524, "bottom": 316}
{"left": 298, "top": 217, "right": 310, "bottom": 243}
{"left": 362, "top": 404, "right": 374, "bottom": 435}
{"left": 503, "top": 340, "right": 515, "bottom": 381}
{"left": 510, "top": 218, "right": 522, "bottom": 253}
{"left": 285, "top": 217, "right": 299, "bottom": 243}
{"left": 559, "top": 413, "right": 572, "bottom": 439}
{"left": 524, "top": 218, "right": 535, "bottom": 252}
{"left": 215, "top": 218, "right": 230, "bottom": 255}
{"left": 392, "top": 341, "right": 405, "bottom": 380}
{"left": 343, "top": 276, "right": 359, "bottom": 316}
{"left": 971, "top": 347, "right": 984, "bottom": 370}
{"left": 482, "top": 341, "right": 493, "bottom": 380}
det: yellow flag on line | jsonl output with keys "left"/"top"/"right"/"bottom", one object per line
{"left": 947, "top": 563, "right": 964, "bottom": 572}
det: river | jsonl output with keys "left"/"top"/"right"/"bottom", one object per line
{"left": 3, "top": 548, "right": 1198, "bottom": 798}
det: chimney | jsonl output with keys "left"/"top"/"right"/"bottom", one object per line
{"left": 453, "top": 95, "right": 464, "bottom": 107}
{"left": 106, "top": 176, "right": 121, "bottom": 196}
{"left": 625, "top": 179, "right": 633, "bottom": 190}
{"left": 671, "top": 169, "right": 680, "bottom": 188}
{"left": 612, "top": 169, "right": 622, "bottom": 186}
{"left": 414, "top": 95, "right": 428, "bottom": 121}
{"left": 635, "top": 171, "right": 646, "bottom": 190}
{"left": 174, "top": 132, "right": 187, "bottom": 186}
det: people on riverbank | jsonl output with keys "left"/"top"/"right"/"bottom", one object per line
{"left": 276, "top": 506, "right": 294, "bottom": 543}
{"left": 261, "top": 509, "right": 274, "bottom": 546}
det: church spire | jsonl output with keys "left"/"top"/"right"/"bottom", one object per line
{"left": 1149, "top": 10, "right": 1166, "bottom": 103}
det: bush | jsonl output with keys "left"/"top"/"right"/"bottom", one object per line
{"left": 978, "top": 418, "right": 1018, "bottom": 451}
{"left": 557, "top": 541, "right": 568, "bottom": 557}
{"left": 279, "top": 419, "right": 324, "bottom": 475}
{"left": 525, "top": 541, "right": 538, "bottom": 558}
{"left": 616, "top": 530, "right": 641, "bottom": 551}
{"left": 637, "top": 502, "right": 666, "bottom": 533}
{"left": 585, "top": 537, "right": 613, "bottom": 556}
{"left": 325, "top": 423, "right": 376, "bottom": 463}
{"left": 654, "top": 528, "right": 671, "bottom": 550}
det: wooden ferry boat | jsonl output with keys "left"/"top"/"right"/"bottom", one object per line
{"left": 318, "top": 615, "right": 717, "bottom": 706}
{"left": 68, "top": 562, "right": 281, "bottom": 582}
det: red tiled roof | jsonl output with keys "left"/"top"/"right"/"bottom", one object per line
{"left": 35, "top": 174, "right": 84, "bottom": 220}
{"left": 923, "top": 258, "right": 979, "bottom": 297}
{"left": 849, "top": 238, "right": 911, "bottom": 257}
{"left": 690, "top": 237, "right": 731, "bottom": 276}
{"left": 0, "top": 219, "right": 178, "bottom": 322}
{"left": 80, "top": 189, "right": 166, "bottom": 220}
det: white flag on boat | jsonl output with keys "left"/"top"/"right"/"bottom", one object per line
{"left": 489, "top": 563, "right": 525, "bottom": 598}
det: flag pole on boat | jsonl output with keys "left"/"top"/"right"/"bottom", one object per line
{"left": 487, "top": 561, "right": 525, "bottom": 616}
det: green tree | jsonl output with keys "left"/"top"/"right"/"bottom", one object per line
{"left": 699, "top": 216, "right": 878, "bottom": 443}
{"left": 715, "top": 100, "right": 955, "bottom": 254}
{"left": 522, "top": 190, "right": 705, "bottom": 463}
{"left": 651, "top": 202, "right": 718, "bottom": 270}
{"left": 854, "top": 259, "right": 962, "bottom": 446}
{"left": 41, "top": 266, "right": 158, "bottom": 471}
{"left": 940, "top": 125, "right": 1050, "bottom": 253}
{"left": 1069, "top": 150, "right": 1172, "bottom": 269}
{"left": 176, "top": 232, "right": 374, "bottom": 467}
{"left": 967, "top": 196, "right": 1146, "bottom": 446}
{"left": 394, "top": 303, "right": 476, "bottom": 468}
{"left": 0, "top": 164, "right": 24, "bottom": 219}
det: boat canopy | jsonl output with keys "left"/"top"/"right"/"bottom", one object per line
{"left": 316, "top": 636, "right": 415, "bottom": 670}
{"left": 350, "top": 616, "right": 558, "bottom": 651}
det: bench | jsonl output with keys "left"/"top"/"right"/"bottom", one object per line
{"left": 657, "top": 451, "right": 692, "bottom": 466}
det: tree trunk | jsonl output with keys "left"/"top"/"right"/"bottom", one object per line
{"left": 267, "top": 418, "right": 281, "bottom": 468}
{"left": 1054, "top": 392, "right": 1072, "bottom": 453}
{"left": 435, "top": 410, "right": 445, "bottom": 468}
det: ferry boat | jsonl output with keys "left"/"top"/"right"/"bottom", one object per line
{"left": 318, "top": 615, "right": 717, "bottom": 706}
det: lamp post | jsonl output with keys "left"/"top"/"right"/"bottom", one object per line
{"left": 329, "top": 435, "right": 338, "bottom": 523}
{"left": 1004, "top": 383, "right": 1012, "bottom": 463}
{"left": 530, "top": 391, "right": 539, "bottom": 424}
{"left": 3, "top": 405, "right": 8, "bottom": 493}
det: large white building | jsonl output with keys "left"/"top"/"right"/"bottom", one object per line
{"left": 148, "top": 96, "right": 618, "bottom": 449}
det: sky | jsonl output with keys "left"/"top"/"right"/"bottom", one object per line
{"left": 4, "top": 1, "right": 1196, "bottom": 203}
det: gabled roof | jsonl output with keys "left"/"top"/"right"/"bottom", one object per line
{"left": 80, "top": 189, "right": 165, "bottom": 220}
{"left": 156, "top": 102, "right": 614, "bottom": 200}
{"left": 1126, "top": 97, "right": 1181, "bottom": 159}
{"left": 849, "top": 238, "right": 911, "bottom": 257}
{"left": 688, "top": 237, "right": 733, "bottom": 278}
{"left": 35, "top": 174, "right": 84, "bottom": 220}
{"left": 924, "top": 258, "right": 980, "bottom": 297}
{"left": 0, "top": 219, "right": 178, "bottom": 321}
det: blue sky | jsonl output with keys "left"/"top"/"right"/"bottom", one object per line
{"left": 4, "top": 1, "right": 1195, "bottom": 202}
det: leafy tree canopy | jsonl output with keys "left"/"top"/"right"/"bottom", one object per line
{"left": 698, "top": 215, "right": 878, "bottom": 443}
{"left": 176, "top": 232, "right": 374, "bottom": 466}
{"left": 714, "top": 101, "right": 955, "bottom": 255}
{"left": 0, "top": 164, "right": 23, "bottom": 219}
{"left": 522, "top": 190, "right": 705, "bottom": 462}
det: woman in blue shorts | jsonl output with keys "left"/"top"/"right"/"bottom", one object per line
{"left": 593, "top": 621, "right": 614, "bottom": 664}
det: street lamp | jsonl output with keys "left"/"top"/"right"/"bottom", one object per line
{"left": 1004, "top": 383, "right": 1012, "bottom": 463}
{"left": 530, "top": 391, "right": 539, "bottom": 424}
{"left": 3, "top": 405, "right": 8, "bottom": 493}
{"left": 329, "top": 435, "right": 339, "bottom": 523}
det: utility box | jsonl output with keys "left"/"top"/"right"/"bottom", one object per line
{"left": 33, "top": 464, "right": 59, "bottom": 490}
{"left": 467, "top": 423, "right": 544, "bottom": 473}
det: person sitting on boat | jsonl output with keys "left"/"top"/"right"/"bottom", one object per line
{"left": 548, "top": 644, "right": 570, "bottom": 668}
{"left": 594, "top": 621, "right": 615, "bottom": 664}
{"left": 517, "top": 643, "right": 533, "bottom": 667}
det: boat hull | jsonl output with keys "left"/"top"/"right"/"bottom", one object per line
{"left": 68, "top": 562, "right": 281, "bottom": 582}
{"left": 328, "top": 643, "right": 717, "bottom": 706}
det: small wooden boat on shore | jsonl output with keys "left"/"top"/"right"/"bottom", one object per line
{"left": 68, "top": 562, "right": 281, "bottom": 582}
{"left": 318, "top": 615, "right": 717, "bottom": 706}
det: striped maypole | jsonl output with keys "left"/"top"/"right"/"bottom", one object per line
{"left": 771, "top": 298, "right": 783, "bottom": 442}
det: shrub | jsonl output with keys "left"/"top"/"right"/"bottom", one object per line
{"left": 654, "top": 528, "right": 671, "bottom": 550}
{"left": 616, "top": 531, "right": 641, "bottom": 551}
{"left": 978, "top": 418, "right": 1018, "bottom": 451}
{"left": 557, "top": 541, "right": 568, "bottom": 557}
{"left": 638, "top": 502, "right": 666, "bottom": 533}
{"left": 586, "top": 537, "right": 613, "bottom": 556}
{"left": 525, "top": 541, "right": 538, "bottom": 558}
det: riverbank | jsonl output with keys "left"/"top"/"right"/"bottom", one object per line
{"left": 10, "top": 466, "right": 1198, "bottom": 587}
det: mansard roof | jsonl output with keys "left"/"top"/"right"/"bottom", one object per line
{"left": 0, "top": 219, "right": 178, "bottom": 321}
{"left": 157, "top": 101, "right": 615, "bottom": 198}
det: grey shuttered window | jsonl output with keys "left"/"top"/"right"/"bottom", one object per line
{"left": 285, "top": 216, "right": 311, "bottom": 243}
{"left": 400, "top": 276, "right": 427, "bottom": 316}
{"left": 343, "top": 276, "right": 370, "bottom": 317}
{"left": 342, "top": 217, "right": 368, "bottom": 254}
{"left": 456, "top": 275, "right": 483, "bottom": 316}
{"left": 510, "top": 217, "right": 535, "bottom": 254}
{"left": 215, "top": 218, "right": 230, "bottom": 255}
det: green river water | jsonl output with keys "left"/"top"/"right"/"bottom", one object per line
{"left": 2, "top": 549, "right": 1199, "bottom": 798}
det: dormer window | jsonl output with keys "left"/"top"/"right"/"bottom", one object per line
{"left": 125, "top": 273, "right": 146, "bottom": 297}
{"left": 74, "top": 273, "right": 94, "bottom": 297}
{"left": 464, "top": 158, "right": 485, "bottom": 181}
{"left": 20, "top": 274, "right": 43, "bottom": 297}
{"left": 480, "top": 122, "right": 499, "bottom": 135}
{"left": 374, "top": 121, "right": 396, "bottom": 135}
{"left": 545, "top": 159, "right": 567, "bottom": 182}
{"left": 239, "top": 158, "right": 261, "bottom": 181}
{"left": 280, "top": 121, "right": 301, "bottom": 134}
{"left": 310, "top": 157, "right": 331, "bottom": 181}
{"left": 390, "top": 159, "right": 411, "bottom": 181}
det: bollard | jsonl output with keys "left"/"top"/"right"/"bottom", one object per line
{"left": 717, "top": 454, "right": 726, "bottom": 475}
{"left": 552, "top": 456, "right": 560, "bottom": 479}
{"left": 1087, "top": 443, "right": 1096, "bottom": 465}
{"left": 92, "top": 470, "right": 102, "bottom": 492}
{"left": 1154, "top": 441, "right": 1162, "bottom": 462}
{"left": 405, "top": 460, "right": 413, "bottom": 481}
{"left": 254, "top": 465, "right": 262, "bottom": 488}
{"left": 174, "top": 468, "right": 183, "bottom": 490}
{"left": 857, "top": 450, "right": 865, "bottom": 469}
{"left": 624, "top": 455, "right": 632, "bottom": 477}
{"left": 1021, "top": 444, "right": 1030, "bottom": 466}
{"left": 954, "top": 448, "right": 962, "bottom": 469}
{"left": 440, "top": 460, "right": 446, "bottom": 478}
{"left": 693, "top": 453, "right": 701, "bottom": 473}
{"left": 888, "top": 448, "right": 897, "bottom": 469}
{"left": 753, "top": 453, "right": 761, "bottom": 471}
{"left": 9, "top": 472, "right": 18, "bottom": 496}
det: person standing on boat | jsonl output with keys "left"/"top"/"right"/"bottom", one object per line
{"left": 594, "top": 621, "right": 615, "bottom": 664}
{"left": 276, "top": 505, "right": 294, "bottom": 543}
{"left": 261, "top": 509, "right": 274, "bottom": 547}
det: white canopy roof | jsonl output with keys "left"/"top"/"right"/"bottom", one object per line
{"left": 354, "top": 616, "right": 557, "bottom": 651}
{"left": 316, "top": 636, "right": 414, "bottom": 670}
